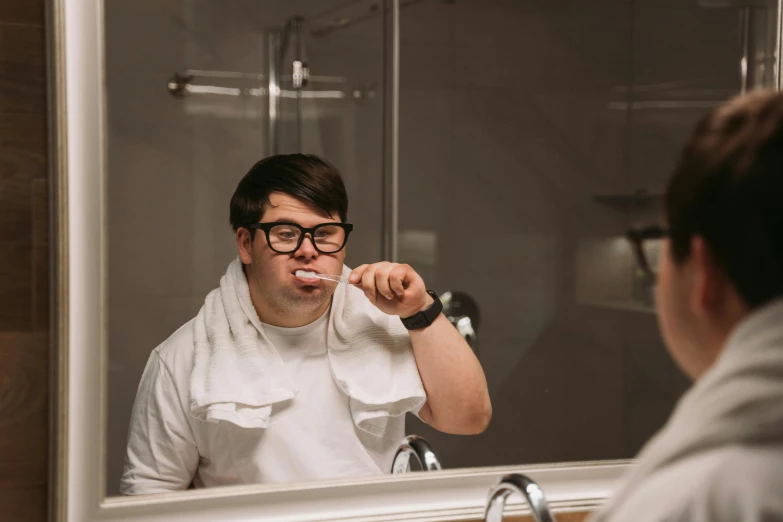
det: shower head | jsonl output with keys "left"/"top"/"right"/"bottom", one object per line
{"left": 276, "top": 15, "right": 310, "bottom": 89}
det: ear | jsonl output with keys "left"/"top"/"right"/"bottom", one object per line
{"left": 689, "top": 236, "right": 725, "bottom": 316}
{"left": 236, "top": 227, "right": 253, "bottom": 264}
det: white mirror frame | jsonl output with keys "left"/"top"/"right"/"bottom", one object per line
{"left": 49, "top": 1, "right": 633, "bottom": 521}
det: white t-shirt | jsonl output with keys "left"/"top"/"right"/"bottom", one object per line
{"left": 120, "top": 310, "right": 408, "bottom": 495}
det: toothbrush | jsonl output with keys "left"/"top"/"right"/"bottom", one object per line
{"left": 295, "top": 270, "right": 352, "bottom": 284}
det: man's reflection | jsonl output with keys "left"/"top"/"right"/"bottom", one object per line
{"left": 119, "top": 154, "right": 491, "bottom": 494}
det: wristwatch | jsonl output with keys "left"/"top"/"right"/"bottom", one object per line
{"left": 400, "top": 290, "right": 443, "bottom": 330}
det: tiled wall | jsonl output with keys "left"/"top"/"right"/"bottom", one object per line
{"left": 0, "top": 0, "right": 49, "bottom": 520}
{"left": 397, "top": 0, "right": 739, "bottom": 467}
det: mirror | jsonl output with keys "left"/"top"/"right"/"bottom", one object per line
{"left": 51, "top": 0, "right": 782, "bottom": 520}
{"left": 104, "top": 0, "right": 783, "bottom": 495}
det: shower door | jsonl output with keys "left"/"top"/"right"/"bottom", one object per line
{"left": 105, "top": 0, "right": 392, "bottom": 494}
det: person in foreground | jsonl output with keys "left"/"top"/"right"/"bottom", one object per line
{"left": 591, "top": 90, "right": 783, "bottom": 521}
{"left": 120, "top": 154, "right": 491, "bottom": 494}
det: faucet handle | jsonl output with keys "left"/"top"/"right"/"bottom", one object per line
{"left": 484, "top": 473, "right": 556, "bottom": 522}
{"left": 440, "top": 291, "right": 481, "bottom": 353}
{"left": 455, "top": 316, "right": 477, "bottom": 345}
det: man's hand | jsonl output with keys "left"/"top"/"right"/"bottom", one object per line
{"left": 348, "top": 262, "right": 434, "bottom": 318}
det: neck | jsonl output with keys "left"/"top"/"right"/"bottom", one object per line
{"left": 694, "top": 294, "right": 750, "bottom": 379}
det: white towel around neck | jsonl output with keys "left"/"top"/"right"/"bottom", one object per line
{"left": 590, "top": 297, "right": 783, "bottom": 522}
{"left": 190, "top": 258, "right": 426, "bottom": 436}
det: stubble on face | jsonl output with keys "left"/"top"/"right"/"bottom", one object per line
{"left": 258, "top": 272, "right": 335, "bottom": 318}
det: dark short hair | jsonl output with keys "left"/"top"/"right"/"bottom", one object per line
{"left": 229, "top": 154, "right": 349, "bottom": 238}
{"left": 666, "top": 90, "right": 783, "bottom": 308}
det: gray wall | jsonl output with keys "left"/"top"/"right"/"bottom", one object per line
{"left": 397, "top": 0, "right": 746, "bottom": 467}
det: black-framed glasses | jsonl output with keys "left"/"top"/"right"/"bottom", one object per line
{"left": 246, "top": 222, "right": 353, "bottom": 254}
{"left": 626, "top": 225, "right": 668, "bottom": 284}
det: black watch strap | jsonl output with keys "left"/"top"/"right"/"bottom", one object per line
{"left": 400, "top": 290, "right": 443, "bottom": 330}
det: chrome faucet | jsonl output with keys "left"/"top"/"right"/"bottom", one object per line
{"left": 484, "top": 474, "right": 556, "bottom": 522}
{"left": 390, "top": 435, "right": 442, "bottom": 474}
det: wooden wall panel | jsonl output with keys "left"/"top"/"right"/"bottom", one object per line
{"left": 0, "top": 0, "right": 49, "bottom": 521}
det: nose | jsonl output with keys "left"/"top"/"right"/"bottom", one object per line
{"left": 294, "top": 233, "right": 319, "bottom": 260}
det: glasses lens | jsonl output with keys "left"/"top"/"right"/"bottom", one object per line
{"left": 312, "top": 224, "right": 347, "bottom": 253}
{"left": 268, "top": 224, "right": 302, "bottom": 253}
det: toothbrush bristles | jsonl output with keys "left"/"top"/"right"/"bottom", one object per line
{"left": 295, "top": 270, "right": 350, "bottom": 284}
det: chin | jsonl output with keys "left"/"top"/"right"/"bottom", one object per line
{"left": 286, "top": 285, "right": 331, "bottom": 303}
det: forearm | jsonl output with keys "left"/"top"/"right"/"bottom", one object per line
{"left": 346, "top": 262, "right": 492, "bottom": 433}
{"left": 409, "top": 311, "right": 491, "bottom": 434}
